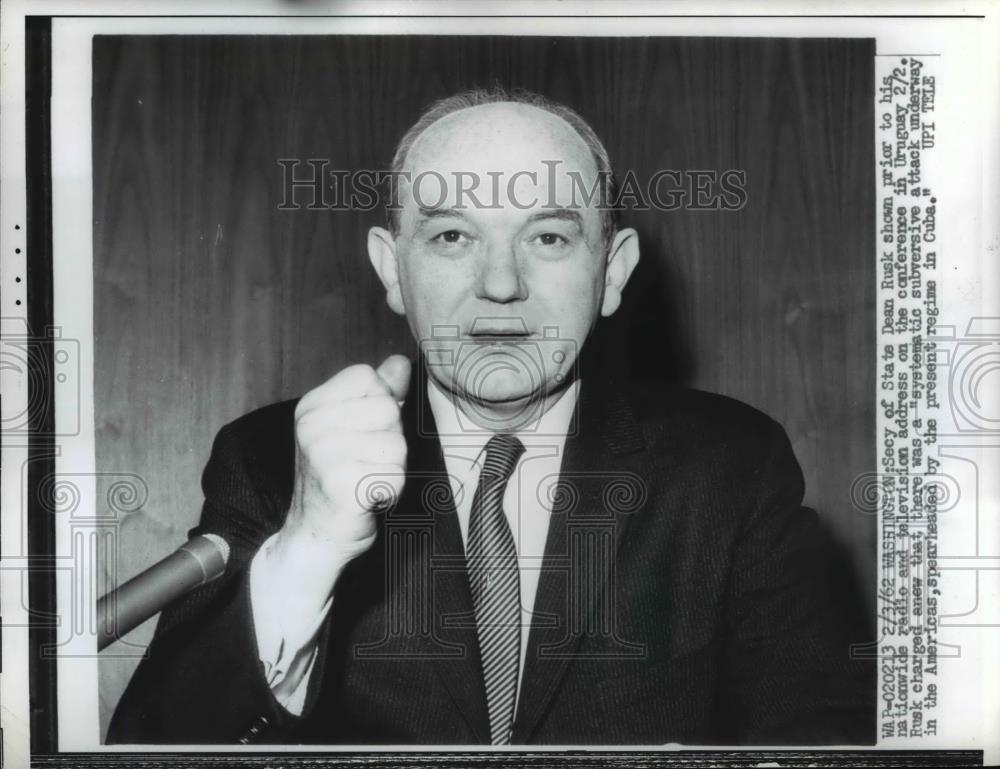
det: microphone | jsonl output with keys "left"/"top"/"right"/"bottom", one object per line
{"left": 96, "top": 533, "right": 230, "bottom": 651}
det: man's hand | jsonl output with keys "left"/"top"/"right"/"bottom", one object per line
{"left": 268, "top": 355, "right": 412, "bottom": 611}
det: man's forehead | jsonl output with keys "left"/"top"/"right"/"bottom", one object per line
{"left": 391, "top": 102, "right": 606, "bottom": 228}
{"left": 403, "top": 102, "right": 598, "bottom": 178}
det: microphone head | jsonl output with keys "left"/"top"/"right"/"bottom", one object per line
{"left": 179, "top": 533, "right": 232, "bottom": 583}
{"left": 200, "top": 532, "right": 231, "bottom": 565}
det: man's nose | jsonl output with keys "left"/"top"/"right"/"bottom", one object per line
{"left": 475, "top": 241, "right": 528, "bottom": 303}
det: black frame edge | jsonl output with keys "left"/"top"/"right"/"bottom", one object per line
{"left": 25, "top": 13, "right": 57, "bottom": 757}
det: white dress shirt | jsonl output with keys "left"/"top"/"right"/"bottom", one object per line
{"left": 249, "top": 377, "right": 580, "bottom": 715}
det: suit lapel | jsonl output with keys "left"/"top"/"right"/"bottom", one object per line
{"left": 512, "top": 374, "right": 649, "bottom": 743}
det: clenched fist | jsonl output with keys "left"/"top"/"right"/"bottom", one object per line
{"left": 267, "top": 355, "right": 411, "bottom": 608}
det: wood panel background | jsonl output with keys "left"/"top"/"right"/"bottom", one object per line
{"left": 92, "top": 35, "right": 876, "bottom": 738}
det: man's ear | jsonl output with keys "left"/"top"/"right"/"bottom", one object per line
{"left": 600, "top": 227, "right": 640, "bottom": 317}
{"left": 367, "top": 226, "right": 406, "bottom": 316}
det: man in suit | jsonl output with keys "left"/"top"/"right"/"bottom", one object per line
{"left": 108, "top": 88, "right": 874, "bottom": 745}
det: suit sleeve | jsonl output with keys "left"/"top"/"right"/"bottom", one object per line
{"left": 105, "top": 417, "right": 332, "bottom": 744}
{"left": 722, "top": 420, "right": 875, "bottom": 745}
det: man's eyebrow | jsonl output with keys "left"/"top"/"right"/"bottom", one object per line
{"left": 416, "top": 206, "right": 471, "bottom": 221}
{"left": 524, "top": 208, "right": 584, "bottom": 227}
{"left": 412, "top": 205, "right": 585, "bottom": 231}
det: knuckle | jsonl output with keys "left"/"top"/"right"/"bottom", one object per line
{"left": 294, "top": 419, "right": 333, "bottom": 454}
{"left": 294, "top": 412, "right": 316, "bottom": 440}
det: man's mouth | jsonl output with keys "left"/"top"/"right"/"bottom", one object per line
{"left": 469, "top": 331, "right": 532, "bottom": 343}
{"left": 467, "top": 317, "right": 533, "bottom": 342}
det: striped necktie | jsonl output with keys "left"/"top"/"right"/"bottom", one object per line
{"left": 466, "top": 433, "right": 526, "bottom": 745}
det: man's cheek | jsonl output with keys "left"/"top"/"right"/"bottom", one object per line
{"left": 409, "top": 254, "right": 475, "bottom": 292}
{"left": 538, "top": 286, "right": 599, "bottom": 328}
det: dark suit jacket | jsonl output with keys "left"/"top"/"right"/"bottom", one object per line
{"left": 107, "top": 369, "right": 874, "bottom": 745}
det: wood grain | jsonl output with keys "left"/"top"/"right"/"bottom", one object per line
{"left": 92, "top": 35, "right": 875, "bottom": 737}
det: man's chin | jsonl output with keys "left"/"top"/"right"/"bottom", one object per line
{"left": 448, "top": 378, "right": 544, "bottom": 424}
{"left": 463, "top": 384, "right": 540, "bottom": 410}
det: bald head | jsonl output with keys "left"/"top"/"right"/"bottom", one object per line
{"left": 406, "top": 102, "right": 597, "bottom": 179}
{"left": 386, "top": 88, "right": 618, "bottom": 245}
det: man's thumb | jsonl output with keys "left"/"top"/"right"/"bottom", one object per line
{"left": 375, "top": 354, "right": 412, "bottom": 403}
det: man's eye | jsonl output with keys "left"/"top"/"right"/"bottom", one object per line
{"left": 533, "top": 232, "right": 569, "bottom": 246}
{"left": 433, "top": 230, "right": 469, "bottom": 245}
